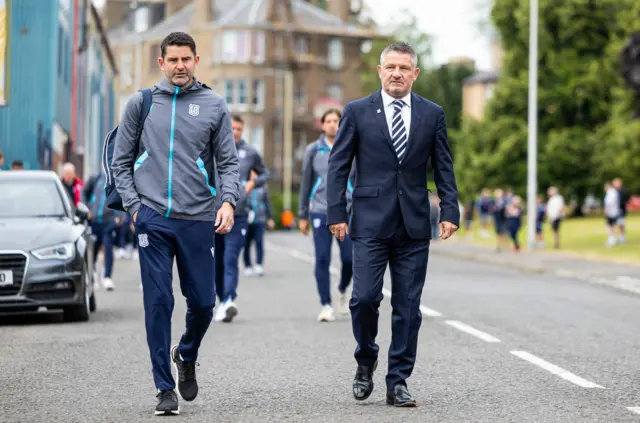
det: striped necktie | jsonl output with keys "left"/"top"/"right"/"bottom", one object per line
{"left": 391, "top": 99, "right": 407, "bottom": 162}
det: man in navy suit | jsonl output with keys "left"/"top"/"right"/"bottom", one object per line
{"left": 326, "top": 41, "right": 460, "bottom": 407}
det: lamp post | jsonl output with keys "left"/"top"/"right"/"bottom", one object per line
{"left": 526, "top": 0, "right": 539, "bottom": 250}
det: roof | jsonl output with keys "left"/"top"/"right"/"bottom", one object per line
{"left": 108, "top": 0, "right": 375, "bottom": 45}
{"left": 0, "top": 170, "right": 60, "bottom": 181}
{"left": 464, "top": 70, "right": 500, "bottom": 85}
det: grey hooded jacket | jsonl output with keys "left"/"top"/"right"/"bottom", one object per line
{"left": 298, "top": 136, "right": 355, "bottom": 219}
{"left": 214, "top": 139, "right": 270, "bottom": 217}
{"left": 83, "top": 173, "right": 119, "bottom": 224}
{"left": 111, "top": 78, "right": 240, "bottom": 221}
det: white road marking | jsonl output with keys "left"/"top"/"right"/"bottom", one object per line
{"left": 510, "top": 350, "right": 605, "bottom": 389}
{"left": 278, "top": 245, "right": 443, "bottom": 317}
{"left": 444, "top": 320, "right": 501, "bottom": 343}
{"left": 627, "top": 407, "right": 640, "bottom": 415}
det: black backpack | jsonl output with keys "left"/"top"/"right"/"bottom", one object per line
{"left": 101, "top": 88, "right": 152, "bottom": 212}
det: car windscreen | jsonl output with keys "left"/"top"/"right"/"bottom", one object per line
{"left": 0, "top": 180, "right": 67, "bottom": 218}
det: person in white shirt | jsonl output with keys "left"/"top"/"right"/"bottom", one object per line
{"left": 545, "top": 186, "right": 565, "bottom": 249}
{"left": 603, "top": 182, "right": 620, "bottom": 247}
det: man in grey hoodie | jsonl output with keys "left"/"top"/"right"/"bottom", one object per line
{"left": 111, "top": 32, "right": 240, "bottom": 416}
{"left": 298, "top": 108, "right": 355, "bottom": 323}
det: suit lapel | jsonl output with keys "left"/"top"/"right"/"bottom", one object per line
{"left": 403, "top": 93, "right": 423, "bottom": 163}
{"left": 371, "top": 91, "right": 395, "bottom": 152}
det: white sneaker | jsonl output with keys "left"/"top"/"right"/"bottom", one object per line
{"left": 132, "top": 250, "right": 139, "bottom": 260}
{"left": 338, "top": 293, "right": 350, "bottom": 314}
{"left": 223, "top": 301, "right": 238, "bottom": 322}
{"left": 214, "top": 303, "right": 227, "bottom": 322}
{"left": 103, "top": 277, "right": 115, "bottom": 291}
{"left": 244, "top": 268, "right": 255, "bottom": 277}
{"left": 254, "top": 264, "right": 264, "bottom": 276}
{"left": 116, "top": 248, "right": 127, "bottom": 260}
{"left": 93, "top": 271, "right": 100, "bottom": 291}
{"left": 317, "top": 305, "right": 335, "bottom": 322}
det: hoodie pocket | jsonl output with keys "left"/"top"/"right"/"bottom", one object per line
{"left": 196, "top": 156, "right": 216, "bottom": 196}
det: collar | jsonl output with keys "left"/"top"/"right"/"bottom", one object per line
{"left": 320, "top": 135, "right": 333, "bottom": 149}
{"left": 236, "top": 139, "right": 246, "bottom": 147}
{"left": 381, "top": 89, "right": 411, "bottom": 109}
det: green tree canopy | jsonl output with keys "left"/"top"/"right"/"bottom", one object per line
{"left": 454, "top": 0, "right": 640, "bottom": 204}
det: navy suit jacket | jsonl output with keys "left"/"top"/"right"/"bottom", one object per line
{"left": 326, "top": 89, "right": 460, "bottom": 240}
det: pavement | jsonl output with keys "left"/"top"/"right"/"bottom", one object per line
{"left": 430, "top": 236, "right": 640, "bottom": 295}
{"left": 2, "top": 231, "right": 640, "bottom": 422}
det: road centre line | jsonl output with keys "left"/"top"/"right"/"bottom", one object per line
{"left": 510, "top": 350, "right": 605, "bottom": 389}
{"left": 444, "top": 320, "right": 501, "bottom": 343}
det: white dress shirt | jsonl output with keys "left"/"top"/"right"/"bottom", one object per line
{"left": 381, "top": 89, "right": 412, "bottom": 140}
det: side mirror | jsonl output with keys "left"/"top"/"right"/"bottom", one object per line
{"left": 75, "top": 202, "right": 90, "bottom": 222}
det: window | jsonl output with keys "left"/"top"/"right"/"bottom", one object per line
{"left": 294, "top": 85, "right": 307, "bottom": 112}
{"left": 295, "top": 36, "right": 309, "bottom": 55}
{"left": 252, "top": 79, "right": 265, "bottom": 111}
{"left": 238, "top": 80, "right": 248, "bottom": 105}
{"left": 224, "top": 80, "right": 234, "bottom": 104}
{"left": 250, "top": 126, "right": 264, "bottom": 156}
{"left": 328, "top": 84, "right": 343, "bottom": 101}
{"left": 253, "top": 31, "right": 265, "bottom": 63}
{"left": 328, "top": 38, "right": 343, "bottom": 70}
{"left": 222, "top": 30, "right": 250, "bottom": 63}
{"left": 134, "top": 6, "right": 150, "bottom": 33}
{"left": 120, "top": 51, "right": 133, "bottom": 87}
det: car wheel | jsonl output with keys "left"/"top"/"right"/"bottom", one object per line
{"left": 63, "top": 271, "right": 91, "bottom": 322}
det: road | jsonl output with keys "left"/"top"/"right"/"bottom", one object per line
{"left": 1, "top": 231, "right": 640, "bottom": 422}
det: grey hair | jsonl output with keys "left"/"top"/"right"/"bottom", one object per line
{"left": 380, "top": 41, "right": 418, "bottom": 68}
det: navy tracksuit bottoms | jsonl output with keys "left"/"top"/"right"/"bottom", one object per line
{"left": 310, "top": 212, "right": 353, "bottom": 306}
{"left": 91, "top": 219, "right": 116, "bottom": 278}
{"left": 214, "top": 215, "right": 249, "bottom": 303}
{"left": 135, "top": 205, "right": 216, "bottom": 391}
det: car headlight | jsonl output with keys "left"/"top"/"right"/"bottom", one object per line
{"left": 31, "top": 243, "right": 75, "bottom": 261}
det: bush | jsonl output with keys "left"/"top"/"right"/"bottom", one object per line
{"left": 268, "top": 189, "right": 300, "bottom": 230}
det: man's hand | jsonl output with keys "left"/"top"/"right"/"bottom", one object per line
{"left": 244, "top": 180, "right": 255, "bottom": 194}
{"left": 298, "top": 219, "right": 310, "bottom": 236}
{"left": 132, "top": 210, "right": 138, "bottom": 223}
{"left": 215, "top": 202, "right": 235, "bottom": 234}
{"left": 439, "top": 221, "right": 459, "bottom": 240}
{"left": 329, "top": 223, "right": 348, "bottom": 242}
{"left": 267, "top": 219, "right": 275, "bottom": 230}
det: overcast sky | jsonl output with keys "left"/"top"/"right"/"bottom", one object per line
{"left": 92, "top": 0, "right": 494, "bottom": 70}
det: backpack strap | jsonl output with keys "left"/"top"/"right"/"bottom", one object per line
{"left": 135, "top": 88, "right": 153, "bottom": 146}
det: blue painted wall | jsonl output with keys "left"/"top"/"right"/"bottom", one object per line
{"left": 0, "top": 0, "right": 59, "bottom": 170}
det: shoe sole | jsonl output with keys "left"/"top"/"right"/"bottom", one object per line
{"left": 223, "top": 305, "right": 237, "bottom": 322}
{"left": 171, "top": 345, "right": 198, "bottom": 402}
{"left": 386, "top": 398, "right": 417, "bottom": 407}
{"left": 155, "top": 407, "right": 180, "bottom": 415}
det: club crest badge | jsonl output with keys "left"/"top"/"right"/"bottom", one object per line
{"left": 188, "top": 104, "right": 200, "bottom": 116}
{"left": 138, "top": 234, "right": 149, "bottom": 248}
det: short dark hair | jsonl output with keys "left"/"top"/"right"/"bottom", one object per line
{"left": 11, "top": 160, "right": 23, "bottom": 168}
{"left": 321, "top": 108, "right": 342, "bottom": 123}
{"left": 0, "top": 151, "right": 4, "bottom": 159}
{"left": 380, "top": 41, "right": 418, "bottom": 67}
{"left": 161, "top": 32, "right": 197, "bottom": 58}
{"left": 231, "top": 115, "right": 244, "bottom": 125}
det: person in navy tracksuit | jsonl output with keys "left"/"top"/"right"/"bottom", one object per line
{"left": 83, "top": 169, "right": 119, "bottom": 291}
{"left": 243, "top": 171, "right": 274, "bottom": 276}
{"left": 213, "top": 115, "right": 270, "bottom": 323}
{"left": 298, "top": 108, "right": 356, "bottom": 322}
{"left": 110, "top": 33, "right": 240, "bottom": 416}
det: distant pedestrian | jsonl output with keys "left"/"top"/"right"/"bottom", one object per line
{"left": 506, "top": 196, "right": 523, "bottom": 251}
{"left": 10, "top": 160, "right": 23, "bottom": 170}
{"left": 476, "top": 188, "right": 493, "bottom": 238}
{"left": 61, "top": 162, "right": 83, "bottom": 207}
{"left": 546, "top": 186, "right": 565, "bottom": 249}
{"left": 492, "top": 188, "right": 508, "bottom": 252}
{"left": 603, "top": 182, "right": 620, "bottom": 247}
{"left": 111, "top": 32, "right": 240, "bottom": 416}
{"left": 612, "top": 178, "right": 628, "bottom": 243}
{"left": 243, "top": 170, "right": 275, "bottom": 276}
{"left": 0, "top": 151, "right": 5, "bottom": 170}
{"left": 535, "top": 195, "right": 546, "bottom": 248}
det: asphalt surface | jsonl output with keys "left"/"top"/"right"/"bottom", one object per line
{"left": 1, "top": 231, "right": 640, "bottom": 422}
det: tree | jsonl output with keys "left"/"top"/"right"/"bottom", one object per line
{"left": 453, "top": 0, "right": 640, "bottom": 203}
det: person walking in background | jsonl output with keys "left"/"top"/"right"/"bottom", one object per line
{"left": 475, "top": 188, "right": 493, "bottom": 238}
{"left": 506, "top": 196, "right": 523, "bottom": 251}
{"left": 492, "top": 188, "right": 508, "bottom": 252}
{"left": 463, "top": 199, "right": 473, "bottom": 239}
{"left": 298, "top": 108, "right": 356, "bottom": 322}
{"left": 243, "top": 170, "right": 275, "bottom": 277}
{"left": 10, "top": 160, "right": 23, "bottom": 170}
{"left": 546, "top": 186, "right": 565, "bottom": 249}
{"left": 603, "top": 182, "right": 621, "bottom": 247}
{"left": 535, "top": 194, "right": 546, "bottom": 248}
{"left": 213, "top": 115, "right": 270, "bottom": 323}
{"left": 111, "top": 32, "right": 240, "bottom": 415}
{"left": 83, "top": 166, "right": 118, "bottom": 291}
{"left": 326, "top": 41, "right": 460, "bottom": 407}
{"left": 430, "top": 195, "right": 441, "bottom": 240}
{"left": 612, "top": 177, "right": 628, "bottom": 243}
{"left": 60, "top": 162, "right": 83, "bottom": 207}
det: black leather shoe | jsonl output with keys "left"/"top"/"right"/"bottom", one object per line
{"left": 386, "top": 384, "right": 417, "bottom": 407}
{"left": 352, "top": 361, "right": 377, "bottom": 401}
